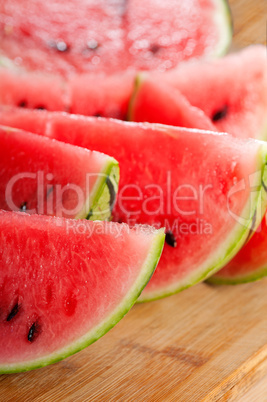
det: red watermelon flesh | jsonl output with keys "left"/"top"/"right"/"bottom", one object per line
{"left": 0, "top": 210, "right": 165, "bottom": 372}
{"left": 125, "top": 0, "right": 231, "bottom": 71}
{"left": 208, "top": 214, "right": 267, "bottom": 284}
{"left": 0, "top": 66, "right": 133, "bottom": 119}
{"left": 129, "top": 74, "right": 216, "bottom": 130}
{"left": 0, "top": 0, "right": 231, "bottom": 75}
{"left": 156, "top": 45, "right": 267, "bottom": 140}
{"left": 0, "top": 125, "right": 119, "bottom": 220}
{"left": 69, "top": 70, "right": 135, "bottom": 119}
{"left": 0, "top": 0, "right": 127, "bottom": 75}
{"left": 1, "top": 108, "right": 267, "bottom": 300}
{"left": 1, "top": 45, "right": 265, "bottom": 127}
{"left": 0, "top": 68, "right": 67, "bottom": 111}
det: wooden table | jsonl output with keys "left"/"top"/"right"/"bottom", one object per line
{"left": 0, "top": 0, "right": 266, "bottom": 400}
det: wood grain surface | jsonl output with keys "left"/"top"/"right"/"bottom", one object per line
{"left": 0, "top": 0, "right": 266, "bottom": 400}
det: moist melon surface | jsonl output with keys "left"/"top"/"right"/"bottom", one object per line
{"left": 0, "top": 0, "right": 231, "bottom": 75}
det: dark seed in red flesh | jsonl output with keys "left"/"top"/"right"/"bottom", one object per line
{"left": 150, "top": 44, "right": 161, "bottom": 54}
{"left": 6, "top": 303, "right": 20, "bottom": 322}
{"left": 18, "top": 101, "right": 27, "bottom": 108}
{"left": 35, "top": 105, "right": 46, "bottom": 110}
{"left": 20, "top": 202, "right": 27, "bottom": 212}
{"left": 212, "top": 106, "right": 228, "bottom": 122}
{"left": 165, "top": 231, "right": 177, "bottom": 248}
{"left": 27, "top": 322, "right": 40, "bottom": 343}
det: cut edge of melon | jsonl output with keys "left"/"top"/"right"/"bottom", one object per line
{"left": 208, "top": 152, "right": 267, "bottom": 285}
{"left": 127, "top": 73, "right": 145, "bottom": 122}
{"left": 212, "top": 0, "right": 233, "bottom": 57}
{"left": 128, "top": 72, "right": 217, "bottom": 131}
{"left": 0, "top": 226, "right": 165, "bottom": 373}
{"left": 138, "top": 144, "right": 267, "bottom": 302}
{"left": 75, "top": 159, "right": 120, "bottom": 221}
{"left": 206, "top": 265, "right": 267, "bottom": 286}
{"left": 0, "top": 122, "right": 120, "bottom": 222}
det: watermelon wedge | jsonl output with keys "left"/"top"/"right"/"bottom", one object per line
{"left": 1, "top": 45, "right": 265, "bottom": 127}
{"left": 0, "top": 68, "right": 66, "bottom": 112}
{"left": 153, "top": 45, "right": 267, "bottom": 140}
{"left": 68, "top": 71, "right": 136, "bottom": 119}
{"left": 0, "top": 210, "right": 165, "bottom": 373}
{"left": 0, "top": 0, "right": 232, "bottom": 75}
{"left": 208, "top": 214, "right": 267, "bottom": 285}
{"left": 123, "top": 0, "right": 232, "bottom": 71}
{"left": 0, "top": 125, "right": 119, "bottom": 220}
{"left": 0, "top": 66, "right": 134, "bottom": 119}
{"left": 129, "top": 74, "right": 216, "bottom": 131}
{"left": 1, "top": 109, "right": 267, "bottom": 301}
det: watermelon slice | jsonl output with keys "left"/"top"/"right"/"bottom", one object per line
{"left": 0, "top": 210, "right": 165, "bottom": 373}
{"left": 153, "top": 45, "right": 267, "bottom": 140}
{"left": 0, "top": 67, "right": 67, "bottom": 112}
{"left": 1, "top": 108, "right": 267, "bottom": 301}
{"left": 0, "top": 65, "right": 134, "bottom": 119}
{"left": 208, "top": 214, "right": 267, "bottom": 285}
{"left": 0, "top": 125, "right": 119, "bottom": 220}
{"left": 68, "top": 71, "right": 136, "bottom": 119}
{"left": 124, "top": 0, "right": 232, "bottom": 71}
{"left": 0, "top": 0, "right": 232, "bottom": 75}
{"left": 1, "top": 45, "right": 265, "bottom": 127}
{"left": 129, "top": 74, "right": 216, "bottom": 131}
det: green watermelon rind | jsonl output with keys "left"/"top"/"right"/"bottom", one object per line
{"left": 0, "top": 228, "right": 165, "bottom": 373}
{"left": 1, "top": 123, "right": 119, "bottom": 222}
{"left": 76, "top": 161, "right": 120, "bottom": 221}
{"left": 127, "top": 73, "right": 146, "bottom": 122}
{"left": 212, "top": 0, "right": 233, "bottom": 57}
{"left": 206, "top": 266, "right": 267, "bottom": 286}
{"left": 208, "top": 147, "right": 267, "bottom": 285}
{"left": 138, "top": 144, "right": 267, "bottom": 302}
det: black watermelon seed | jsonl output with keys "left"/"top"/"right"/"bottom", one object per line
{"left": 106, "top": 177, "right": 116, "bottom": 211}
{"left": 87, "top": 39, "right": 99, "bottom": 50}
{"left": 212, "top": 106, "right": 228, "bottom": 122}
{"left": 86, "top": 209, "right": 93, "bottom": 220}
{"left": 93, "top": 112, "right": 103, "bottom": 117}
{"left": 20, "top": 202, "right": 27, "bottom": 212}
{"left": 28, "top": 322, "right": 40, "bottom": 343}
{"left": 6, "top": 303, "right": 20, "bottom": 322}
{"left": 150, "top": 44, "right": 161, "bottom": 54}
{"left": 165, "top": 231, "right": 177, "bottom": 248}
{"left": 18, "top": 100, "right": 27, "bottom": 108}
{"left": 35, "top": 105, "right": 46, "bottom": 110}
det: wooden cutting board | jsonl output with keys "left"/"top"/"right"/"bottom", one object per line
{"left": 1, "top": 280, "right": 267, "bottom": 401}
{"left": 0, "top": 0, "right": 266, "bottom": 400}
